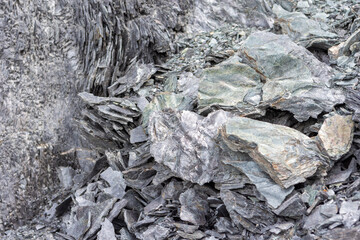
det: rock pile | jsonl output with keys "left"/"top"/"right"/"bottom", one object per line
{"left": 3, "top": 0, "right": 360, "bottom": 240}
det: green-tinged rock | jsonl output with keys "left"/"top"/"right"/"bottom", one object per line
{"left": 317, "top": 114, "right": 354, "bottom": 160}
{"left": 241, "top": 31, "right": 345, "bottom": 122}
{"left": 198, "top": 56, "right": 265, "bottom": 116}
{"left": 221, "top": 116, "right": 328, "bottom": 188}
{"left": 220, "top": 149, "right": 294, "bottom": 208}
{"left": 142, "top": 92, "right": 193, "bottom": 127}
{"left": 273, "top": 4, "right": 338, "bottom": 49}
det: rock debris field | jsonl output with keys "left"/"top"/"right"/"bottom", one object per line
{"left": 2, "top": 0, "right": 360, "bottom": 239}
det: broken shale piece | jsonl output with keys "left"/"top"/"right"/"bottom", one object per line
{"left": 221, "top": 116, "right": 328, "bottom": 188}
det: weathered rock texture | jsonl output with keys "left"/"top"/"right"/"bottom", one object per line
{"left": 221, "top": 116, "right": 328, "bottom": 188}
{"left": 0, "top": 0, "right": 83, "bottom": 229}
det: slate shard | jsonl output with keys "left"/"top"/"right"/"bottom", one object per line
{"left": 97, "top": 218, "right": 117, "bottom": 240}
{"left": 221, "top": 116, "right": 328, "bottom": 188}
{"left": 142, "top": 92, "right": 194, "bottom": 128}
{"left": 273, "top": 193, "right": 306, "bottom": 218}
{"left": 148, "top": 110, "right": 232, "bottom": 185}
{"left": 273, "top": 4, "right": 338, "bottom": 49}
{"left": 198, "top": 56, "right": 265, "bottom": 116}
{"left": 78, "top": 92, "right": 141, "bottom": 147}
{"left": 241, "top": 31, "right": 345, "bottom": 122}
{"left": 317, "top": 114, "right": 354, "bottom": 160}
{"left": 220, "top": 190, "right": 276, "bottom": 233}
{"left": 179, "top": 188, "right": 209, "bottom": 226}
{"left": 100, "top": 167, "right": 126, "bottom": 199}
{"left": 108, "top": 61, "right": 157, "bottom": 97}
{"left": 220, "top": 151, "right": 294, "bottom": 208}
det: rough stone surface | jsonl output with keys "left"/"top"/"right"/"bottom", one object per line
{"left": 198, "top": 56, "right": 265, "bottom": 116}
{"left": 317, "top": 114, "right": 355, "bottom": 160}
{"left": 149, "top": 110, "right": 231, "bottom": 185}
{"left": 241, "top": 31, "right": 345, "bottom": 122}
{"left": 221, "top": 116, "right": 328, "bottom": 188}
{"left": 0, "top": 0, "right": 84, "bottom": 229}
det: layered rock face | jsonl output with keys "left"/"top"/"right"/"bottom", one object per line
{"left": 0, "top": 0, "right": 83, "bottom": 229}
{"left": 2, "top": 0, "right": 360, "bottom": 240}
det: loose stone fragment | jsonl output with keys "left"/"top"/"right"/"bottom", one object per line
{"left": 179, "top": 188, "right": 209, "bottom": 226}
{"left": 149, "top": 110, "right": 232, "bottom": 185}
{"left": 130, "top": 126, "right": 148, "bottom": 144}
{"left": 142, "top": 92, "right": 193, "bottom": 127}
{"left": 198, "top": 56, "right": 264, "bottom": 116}
{"left": 317, "top": 114, "right": 354, "bottom": 160}
{"left": 326, "top": 159, "right": 356, "bottom": 185}
{"left": 273, "top": 193, "right": 306, "bottom": 218}
{"left": 241, "top": 31, "right": 345, "bottom": 122}
{"left": 303, "top": 206, "right": 327, "bottom": 230}
{"left": 100, "top": 167, "right": 126, "bottom": 199}
{"left": 340, "top": 201, "right": 360, "bottom": 228}
{"left": 220, "top": 190, "right": 276, "bottom": 233}
{"left": 97, "top": 218, "right": 116, "bottom": 240}
{"left": 273, "top": 4, "right": 338, "bottom": 48}
{"left": 221, "top": 116, "right": 328, "bottom": 188}
{"left": 108, "top": 62, "right": 157, "bottom": 97}
{"left": 220, "top": 144, "right": 293, "bottom": 208}
{"left": 338, "top": 29, "right": 360, "bottom": 56}
{"left": 320, "top": 201, "right": 338, "bottom": 218}
{"left": 323, "top": 227, "right": 360, "bottom": 240}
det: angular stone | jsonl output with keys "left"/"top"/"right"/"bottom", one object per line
{"left": 149, "top": 110, "right": 232, "bottom": 185}
{"left": 241, "top": 31, "right": 345, "bottom": 122}
{"left": 198, "top": 56, "right": 264, "bottom": 116}
{"left": 221, "top": 116, "right": 328, "bottom": 188}
{"left": 130, "top": 126, "right": 148, "bottom": 144}
{"left": 220, "top": 190, "right": 276, "bottom": 233}
{"left": 179, "top": 188, "right": 209, "bottom": 226}
{"left": 108, "top": 62, "right": 157, "bottom": 97}
{"left": 97, "top": 218, "right": 116, "bottom": 240}
{"left": 338, "top": 29, "right": 360, "bottom": 56}
{"left": 219, "top": 144, "right": 293, "bottom": 208}
{"left": 317, "top": 114, "right": 354, "bottom": 160}
{"left": 142, "top": 92, "right": 193, "bottom": 127}
{"left": 100, "top": 167, "right": 126, "bottom": 199}
{"left": 273, "top": 193, "right": 306, "bottom": 218}
{"left": 273, "top": 4, "right": 338, "bottom": 49}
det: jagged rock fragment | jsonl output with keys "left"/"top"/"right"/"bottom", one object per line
{"left": 97, "top": 218, "right": 116, "bottom": 240}
{"left": 100, "top": 167, "right": 126, "bottom": 199}
{"left": 130, "top": 126, "right": 148, "bottom": 144}
{"left": 241, "top": 31, "right": 345, "bottom": 122}
{"left": 142, "top": 92, "right": 193, "bottom": 127}
{"left": 179, "top": 188, "right": 209, "bottom": 226}
{"left": 303, "top": 206, "right": 327, "bottom": 230}
{"left": 78, "top": 92, "right": 141, "bottom": 146}
{"left": 273, "top": 4, "right": 338, "bottom": 48}
{"left": 108, "top": 62, "right": 157, "bottom": 97}
{"left": 340, "top": 201, "right": 360, "bottom": 228}
{"left": 323, "top": 227, "right": 360, "bottom": 240}
{"left": 220, "top": 190, "right": 276, "bottom": 233}
{"left": 221, "top": 116, "right": 328, "bottom": 188}
{"left": 149, "top": 110, "right": 232, "bottom": 185}
{"left": 317, "top": 114, "right": 354, "bottom": 160}
{"left": 338, "top": 29, "right": 360, "bottom": 56}
{"left": 198, "top": 56, "right": 265, "bottom": 116}
{"left": 273, "top": 193, "right": 306, "bottom": 217}
{"left": 220, "top": 152, "right": 294, "bottom": 208}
